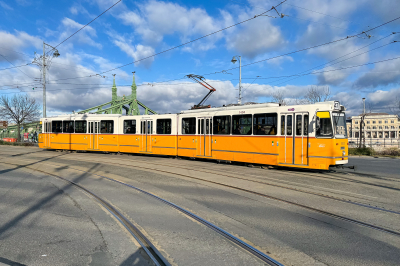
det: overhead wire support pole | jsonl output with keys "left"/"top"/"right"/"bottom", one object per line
{"left": 42, "top": 42, "right": 46, "bottom": 118}
{"left": 32, "top": 42, "right": 60, "bottom": 118}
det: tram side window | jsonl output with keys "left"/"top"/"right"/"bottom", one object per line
{"left": 213, "top": 116, "right": 231, "bottom": 135}
{"left": 286, "top": 115, "right": 293, "bottom": 136}
{"left": 254, "top": 113, "right": 277, "bottom": 135}
{"left": 52, "top": 121, "right": 63, "bottom": 133}
{"left": 232, "top": 115, "right": 252, "bottom": 135}
{"left": 281, "top": 116, "right": 285, "bottom": 135}
{"left": 100, "top": 120, "right": 114, "bottom": 134}
{"left": 63, "top": 121, "right": 74, "bottom": 133}
{"left": 75, "top": 121, "right": 87, "bottom": 133}
{"left": 157, "top": 119, "right": 172, "bottom": 134}
{"left": 296, "top": 115, "right": 302, "bottom": 136}
{"left": 124, "top": 120, "right": 136, "bottom": 134}
{"left": 303, "top": 115, "right": 309, "bottom": 135}
{"left": 182, "top": 118, "right": 196, "bottom": 134}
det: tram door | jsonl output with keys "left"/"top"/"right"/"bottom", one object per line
{"left": 294, "top": 113, "right": 309, "bottom": 165}
{"left": 43, "top": 121, "right": 51, "bottom": 148}
{"left": 197, "top": 117, "right": 212, "bottom": 157}
{"left": 140, "top": 120, "right": 153, "bottom": 152}
{"left": 88, "top": 121, "right": 99, "bottom": 150}
{"left": 279, "top": 114, "right": 294, "bottom": 164}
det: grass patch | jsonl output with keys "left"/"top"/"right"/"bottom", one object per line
{"left": 0, "top": 140, "right": 34, "bottom": 146}
{"left": 375, "top": 147, "right": 400, "bottom": 157}
{"left": 348, "top": 147, "right": 375, "bottom": 156}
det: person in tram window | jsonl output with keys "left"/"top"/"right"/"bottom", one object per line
{"left": 233, "top": 125, "right": 241, "bottom": 134}
{"left": 101, "top": 127, "right": 106, "bottom": 133}
{"left": 269, "top": 125, "right": 277, "bottom": 135}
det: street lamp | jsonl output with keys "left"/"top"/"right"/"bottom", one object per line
{"left": 231, "top": 55, "right": 242, "bottom": 105}
{"left": 32, "top": 42, "right": 61, "bottom": 118}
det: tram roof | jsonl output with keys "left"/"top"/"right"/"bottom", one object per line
{"left": 180, "top": 103, "right": 280, "bottom": 114}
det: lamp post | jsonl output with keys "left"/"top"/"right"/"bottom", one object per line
{"left": 32, "top": 42, "right": 60, "bottom": 118}
{"left": 231, "top": 56, "right": 242, "bottom": 105}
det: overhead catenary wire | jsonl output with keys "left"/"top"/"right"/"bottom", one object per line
{"left": 0, "top": 54, "right": 33, "bottom": 80}
{"left": 0, "top": 63, "right": 32, "bottom": 71}
{"left": 98, "top": 0, "right": 288, "bottom": 74}
{"left": 266, "top": 34, "right": 397, "bottom": 86}
{"left": 4, "top": 55, "right": 400, "bottom": 95}
{"left": 12, "top": 6, "right": 397, "bottom": 87}
{"left": 46, "top": 0, "right": 122, "bottom": 56}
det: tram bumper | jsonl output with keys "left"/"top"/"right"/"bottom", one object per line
{"left": 335, "top": 159, "right": 348, "bottom": 165}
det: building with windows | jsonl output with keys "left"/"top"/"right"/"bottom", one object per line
{"left": 347, "top": 113, "right": 400, "bottom": 143}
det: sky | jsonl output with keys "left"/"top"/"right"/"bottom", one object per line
{"left": 0, "top": 0, "right": 399, "bottom": 117}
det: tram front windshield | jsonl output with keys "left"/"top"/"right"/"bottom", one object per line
{"left": 316, "top": 111, "right": 333, "bottom": 137}
{"left": 333, "top": 112, "right": 347, "bottom": 138}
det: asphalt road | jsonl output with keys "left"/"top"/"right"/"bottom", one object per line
{"left": 1, "top": 146, "right": 400, "bottom": 266}
{"left": 341, "top": 156, "right": 400, "bottom": 178}
{"left": 0, "top": 164, "right": 151, "bottom": 266}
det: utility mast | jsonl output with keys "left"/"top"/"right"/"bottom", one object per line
{"left": 32, "top": 42, "right": 60, "bottom": 118}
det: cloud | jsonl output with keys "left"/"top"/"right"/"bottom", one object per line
{"left": 0, "top": 1, "right": 13, "bottom": 10}
{"left": 267, "top": 56, "right": 294, "bottom": 66}
{"left": 226, "top": 18, "right": 284, "bottom": 58}
{"left": 353, "top": 57, "right": 400, "bottom": 89}
{"left": 0, "top": 31, "right": 42, "bottom": 62}
{"left": 57, "top": 18, "right": 102, "bottom": 49}
{"left": 288, "top": 0, "right": 359, "bottom": 22}
{"left": 368, "top": 88, "right": 400, "bottom": 105}
{"left": 118, "top": 1, "right": 229, "bottom": 51}
{"left": 110, "top": 34, "right": 155, "bottom": 68}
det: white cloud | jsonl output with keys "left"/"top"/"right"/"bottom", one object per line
{"left": 267, "top": 56, "right": 294, "bottom": 66}
{"left": 0, "top": 1, "right": 13, "bottom": 10}
{"left": 57, "top": 18, "right": 102, "bottom": 49}
{"left": 353, "top": 57, "right": 400, "bottom": 88}
{"left": 0, "top": 31, "right": 42, "bottom": 62}
{"left": 108, "top": 33, "right": 155, "bottom": 68}
{"left": 118, "top": 1, "right": 229, "bottom": 51}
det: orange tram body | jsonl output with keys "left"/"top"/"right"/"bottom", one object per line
{"left": 39, "top": 101, "right": 349, "bottom": 170}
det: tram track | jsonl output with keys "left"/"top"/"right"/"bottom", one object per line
{"left": 56, "top": 152, "right": 400, "bottom": 215}
{"left": 0, "top": 159, "right": 284, "bottom": 266}
{"left": 4, "top": 153, "right": 400, "bottom": 239}
{"left": 0, "top": 161, "right": 169, "bottom": 266}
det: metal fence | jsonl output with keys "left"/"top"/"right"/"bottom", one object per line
{"left": 349, "top": 139, "right": 400, "bottom": 149}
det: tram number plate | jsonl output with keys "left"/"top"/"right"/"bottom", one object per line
{"left": 340, "top": 147, "right": 345, "bottom": 150}
{"left": 334, "top": 101, "right": 340, "bottom": 110}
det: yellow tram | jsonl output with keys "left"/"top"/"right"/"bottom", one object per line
{"left": 39, "top": 101, "right": 348, "bottom": 170}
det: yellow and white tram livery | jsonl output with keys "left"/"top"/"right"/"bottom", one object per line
{"left": 39, "top": 101, "right": 348, "bottom": 170}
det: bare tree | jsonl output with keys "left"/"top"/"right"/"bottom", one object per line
{"left": 304, "top": 86, "right": 331, "bottom": 104}
{"left": 0, "top": 94, "right": 41, "bottom": 142}
{"left": 272, "top": 90, "right": 287, "bottom": 106}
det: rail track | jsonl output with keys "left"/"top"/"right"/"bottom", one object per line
{"left": 57, "top": 152, "right": 400, "bottom": 215}
{"left": 3, "top": 152, "right": 400, "bottom": 239}
{"left": 0, "top": 161, "right": 169, "bottom": 266}
{"left": 0, "top": 160, "right": 284, "bottom": 266}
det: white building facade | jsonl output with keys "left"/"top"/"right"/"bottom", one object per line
{"left": 347, "top": 113, "right": 400, "bottom": 144}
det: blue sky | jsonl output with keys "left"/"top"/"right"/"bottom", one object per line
{"left": 0, "top": 0, "right": 399, "bottom": 117}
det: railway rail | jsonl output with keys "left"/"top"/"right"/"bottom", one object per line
{"left": 0, "top": 159, "right": 284, "bottom": 266}
{"left": 2, "top": 152, "right": 400, "bottom": 239}
{"left": 56, "top": 152, "right": 400, "bottom": 215}
{"left": 0, "top": 161, "right": 169, "bottom": 266}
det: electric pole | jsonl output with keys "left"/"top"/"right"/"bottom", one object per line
{"left": 42, "top": 42, "right": 46, "bottom": 118}
{"left": 231, "top": 56, "right": 242, "bottom": 105}
{"left": 32, "top": 42, "right": 60, "bottom": 118}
